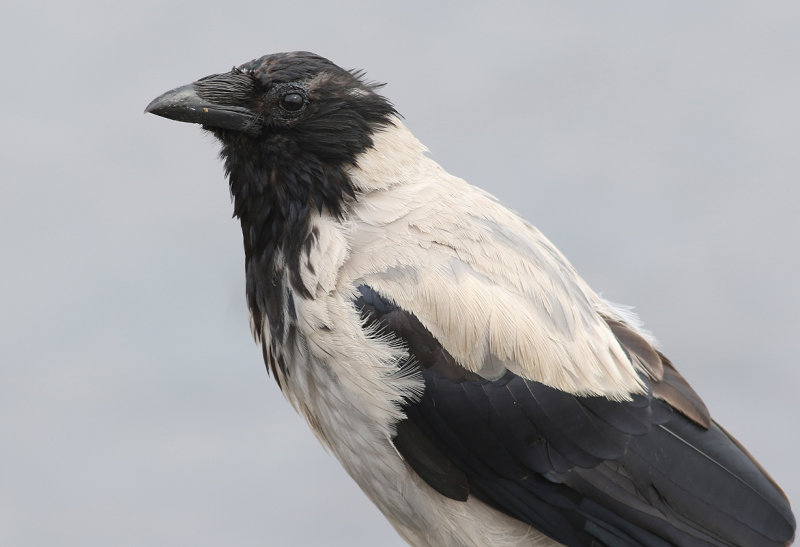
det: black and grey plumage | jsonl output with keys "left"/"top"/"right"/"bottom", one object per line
{"left": 146, "top": 52, "right": 796, "bottom": 546}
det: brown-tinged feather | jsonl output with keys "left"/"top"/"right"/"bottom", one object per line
{"left": 605, "top": 317, "right": 711, "bottom": 429}
{"left": 604, "top": 317, "right": 664, "bottom": 380}
{"left": 652, "top": 352, "right": 711, "bottom": 429}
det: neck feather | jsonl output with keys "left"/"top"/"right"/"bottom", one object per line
{"left": 218, "top": 133, "right": 354, "bottom": 339}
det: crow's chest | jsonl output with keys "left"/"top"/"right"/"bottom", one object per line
{"left": 245, "top": 214, "right": 350, "bottom": 384}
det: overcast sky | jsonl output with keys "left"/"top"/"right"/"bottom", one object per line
{"left": 1, "top": 2, "right": 798, "bottom": 545}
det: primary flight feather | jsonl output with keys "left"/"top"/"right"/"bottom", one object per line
{"left": 146, "top": 51, "right": 795, "bottom": 546}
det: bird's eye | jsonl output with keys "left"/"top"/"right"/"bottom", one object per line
{"left": 280, "top": 92, "right": 305, "bottom": 112}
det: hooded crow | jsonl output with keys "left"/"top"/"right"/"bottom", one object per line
{"left": 146, "top": 52, "right": 796, "bottom": 546}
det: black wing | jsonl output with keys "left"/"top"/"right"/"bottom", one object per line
{"left": 355, "top": 285, "right": 796, "bottom": 546}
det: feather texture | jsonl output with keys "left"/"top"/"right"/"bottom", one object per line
{"left": 147, "top": 53, "right": 795, "bottom": 546}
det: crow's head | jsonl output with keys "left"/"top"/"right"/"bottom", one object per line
{"left": 147, "top": 52, "right": 399, "bottom": 257}
{"left": 146, "top": 51, "right": 397, "bottom": 167}
{"left": 146, "top": 52, "right": 400, "bottom": 322}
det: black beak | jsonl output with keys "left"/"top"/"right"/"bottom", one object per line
{"left": 145, "top": 72, "right": 262, "bottom": 134}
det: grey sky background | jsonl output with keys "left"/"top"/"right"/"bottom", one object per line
{"left": 2, "top": 2, "right": 798, "bottom": 545}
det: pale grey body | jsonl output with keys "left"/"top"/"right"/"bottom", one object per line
{"left": 265, "top": 119, "right": 653, "bottom": 546}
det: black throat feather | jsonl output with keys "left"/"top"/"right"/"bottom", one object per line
{"left": 217, "top": 131, "right": 354, "bottom": 344}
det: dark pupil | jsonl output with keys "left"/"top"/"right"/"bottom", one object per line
{"left": 281, "top": 93, "right": 304, "bottom": 111}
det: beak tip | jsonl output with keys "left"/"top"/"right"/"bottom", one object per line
{"left": 144, "top": 98, "right": 168, "bottom": 116}
{"left": 144, "top": 84, "right": 198, "bottom": 122}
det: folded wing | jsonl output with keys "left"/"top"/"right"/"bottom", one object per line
{"left": 354, "top": 284, "right": 796, "bottom": 546}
